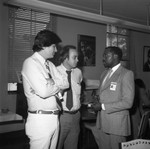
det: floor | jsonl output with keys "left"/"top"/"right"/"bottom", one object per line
{"left": 0, "top": 128, "right": 98, "bottom": 149}
{"left": 79, "top": 127, "right": 98, "bottom": 149}
{"left": 0, "top": 130, "right": 29, "bottom": 149}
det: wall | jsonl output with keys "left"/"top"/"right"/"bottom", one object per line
{"left": 130, "top": 31, "right": 150, "bottom": 89}
{"left": 0, "top": 1, "right": 10, "bottom": 110}
{"left": 1, "top": 2, "right": 150, "bottom": 110}
{"left": 0, "top": 1, "right": 17, "bottom": 112}
{"left": 0, "top": 0, "right": 2, "bottom": 107}
{"left": 56, "top": 16, "right": 106, "bottom": 80}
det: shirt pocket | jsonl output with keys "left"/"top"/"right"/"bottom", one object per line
{"left": 72, "top": 80, "right": 81, "bottom": 95}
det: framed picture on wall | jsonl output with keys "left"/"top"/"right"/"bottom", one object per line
{"left": 77, "top": 34, "right": 96, "bottom": 66}
{"left": 143, "top": 46, "right": 150, "bottom": 72}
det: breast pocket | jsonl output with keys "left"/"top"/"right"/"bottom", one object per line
{"left": 72, "top": 80, "right": 81, "bottom": 95}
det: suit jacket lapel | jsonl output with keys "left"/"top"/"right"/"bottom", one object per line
{"left": 100, "top": 66, "right": 123, "bottom": 92}
{"left": 100, "top": 70, "right": 109, "bottom": 92}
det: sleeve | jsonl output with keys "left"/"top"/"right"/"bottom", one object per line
{"left": 22, "top": 59, "right": 59, "bottom": 99}
{"left": 49, "top": 62, "right": 69, "bottom": 90}
{"left": 78, "top": 69, "right": 83, "bottom": 83}
{"left": 104, "top": 70, "right": 135, "bottom": 114}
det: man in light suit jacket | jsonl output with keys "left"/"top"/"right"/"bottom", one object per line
{"left": 91, "top": 46, "right": 135, "bottom": 149}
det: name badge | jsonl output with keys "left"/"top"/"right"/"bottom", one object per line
{"left": 110, "top": 82, "right": 117, "bottom": 91}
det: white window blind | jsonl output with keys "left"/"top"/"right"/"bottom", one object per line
{"left": 8, "top": 6, "right": 51, "bottom": 82}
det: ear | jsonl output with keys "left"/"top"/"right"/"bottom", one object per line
{"left": 42, "top": 47, "right": 46, "bottom": 50}
{"left": 64, "top": 57, "right": 69, "bottom": 63}
{"left": 114, "top": 54, "right": 118, "bottom": 59}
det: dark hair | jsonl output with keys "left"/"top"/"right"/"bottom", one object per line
{"left": 105, "top": 46, "right": 123, "bottom": 60}
{"left": 58, "top": 45, "right": 76, "bottom": 63}
{"left": 135, "top": 78, "right": 146, "bottom": 89}
{"left": 32, "top": 29, "right": 61, "bottom": 52}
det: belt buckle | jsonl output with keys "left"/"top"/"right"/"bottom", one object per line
{"left": 53, "top": 110, "right": 59, "bottom": 115}
{"left": 37, "top": 110, "right": 42, "bottom": 114}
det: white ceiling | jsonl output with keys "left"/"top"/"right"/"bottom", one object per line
{"left": 40, "top": 0, "right": 150, "bottom": 26}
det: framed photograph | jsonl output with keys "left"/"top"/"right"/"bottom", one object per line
{"left": 77, "top": 34, "right": 96, "bottom": 66}
{"left": 143, "top": 46, "right": 150, "bottom": 72}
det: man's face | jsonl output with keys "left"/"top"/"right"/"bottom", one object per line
{"left": 103, "top": 49, "right": 115, "bottom": 68}
{"left": 66, "top": 49, "right": 78, "bottom": 69}
{"left": 45, "top": 44, "right": 57, "bottom": 59}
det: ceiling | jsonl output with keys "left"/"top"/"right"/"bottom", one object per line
{"left": 40, "top": 0, "right": 150, "bottom": 26}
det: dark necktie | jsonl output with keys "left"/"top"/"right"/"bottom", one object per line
{"left": 45, "top": 61, "right": 52, "bottom": 78}
{"left": 66, "top": 70, "right": 73, "bottom": 110}
{"left": 45, "top": 61, "right": 62, "bottom": 110}
{"left": 102, "top": 69, "right": 112, "bottom": 87}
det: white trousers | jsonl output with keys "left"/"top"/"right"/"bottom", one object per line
{"left": 25, "top": 113, "right": 59, "bottom": 149}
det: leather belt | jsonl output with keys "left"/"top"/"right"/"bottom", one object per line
{"left": 28, "top": 110, "right": 60, "bottom": 115}
{"left": 63, "top": 110, "right": 79, "bottom": 114}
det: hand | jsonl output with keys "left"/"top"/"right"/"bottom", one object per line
{"left": 59, "top": 89, "right": 64, "bottom": 96}
{"left": 92, "top": 95, "right": 100, "bottom": 103}
{"left": 46, "top": 78, "right": 55, "bottom": 85}
{"left": 91, "top": 102, "right": 102, "bottom": 112}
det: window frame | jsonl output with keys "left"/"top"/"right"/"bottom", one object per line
{"left": 106, "top": 24, "right": 130, "bottom": 61}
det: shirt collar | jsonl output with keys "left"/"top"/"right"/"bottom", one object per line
{"left": 34, "top": 52, "right": 46, "bottom": 65}
{"left": 111, "top": 63, "right": 121, "bottom": 73}
{"left": 61, "top": 63, "right": 73, "bottom": 72}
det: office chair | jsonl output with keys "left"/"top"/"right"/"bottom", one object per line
{"left": 137, "top": 111, "right": 150, "bottom": 139}
{"left": 121, "top": 139, "right": 150, "bottom": 149}
{"left": 121, "top": 111, "right": 150, "bottom": 149}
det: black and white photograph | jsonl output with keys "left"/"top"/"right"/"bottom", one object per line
{"left": 1, "top": 1, "right": 150, "bottom": 149}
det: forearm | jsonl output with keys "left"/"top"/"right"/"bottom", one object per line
{"left": 22, "top": 72, "right": 60, "bottom": 99}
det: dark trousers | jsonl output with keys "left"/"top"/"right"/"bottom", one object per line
{"left": 57, "top": 111, "right": 80, "bottom": 149}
